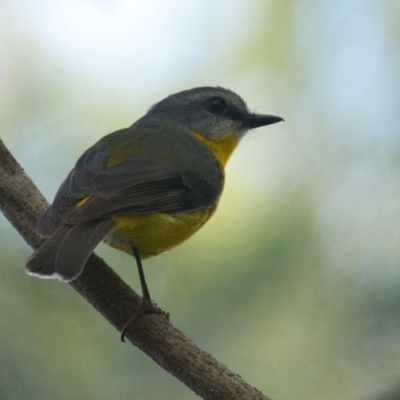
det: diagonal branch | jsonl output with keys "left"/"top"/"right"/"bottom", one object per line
{"left": 0, "top": 138, "right": 271, "bottom": 400}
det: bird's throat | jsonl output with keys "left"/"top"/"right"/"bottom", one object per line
{"left": 194, "top": 132, "right": 239, "bottom": 166}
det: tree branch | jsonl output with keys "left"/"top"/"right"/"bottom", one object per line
{"left": 0, "top": 138, "right": 271, "bottom": 400}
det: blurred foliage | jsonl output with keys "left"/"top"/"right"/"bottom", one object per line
{"left": 1, "top": 1, "right": 400, "bottom": 399}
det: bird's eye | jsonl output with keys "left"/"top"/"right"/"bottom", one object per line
{"left": 208, "top": 98, "right": 226, "bottom": 114}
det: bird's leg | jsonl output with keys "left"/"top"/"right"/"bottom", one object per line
{"left": 120, "top": 247, "right": 169, "bottom": 342}
{"left": 133, "top": 247, "right": 151, "bottom": 303}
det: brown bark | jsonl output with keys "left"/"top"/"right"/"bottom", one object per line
{"left": 0, "top": 138, "right": 271, "bottom": 400}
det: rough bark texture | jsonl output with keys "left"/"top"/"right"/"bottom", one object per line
{"left": 0, "top": 138, "right": 271, "bottom": 400}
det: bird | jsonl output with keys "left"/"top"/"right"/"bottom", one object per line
{"left": 25, "top": 86, "right": 283, "bottom": 336}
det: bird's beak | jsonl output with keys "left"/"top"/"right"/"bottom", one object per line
{"left": 241, "top": 114, "right": 284, "bottom": 129}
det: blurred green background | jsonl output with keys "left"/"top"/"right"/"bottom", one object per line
{"left": 1, "top": 1, "right": 400, "bottom": 399}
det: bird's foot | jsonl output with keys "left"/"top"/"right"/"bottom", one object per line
{"left": 120, "top": 297, "right": 169, "bottom": 342}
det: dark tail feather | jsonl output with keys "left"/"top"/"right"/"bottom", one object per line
{"left": 25, "top": 220, "right": 114, "bottom": 282}
{"left": 25, "top": 225, "right": 70, "bottom": 279}
{"left": 55, "top": 220, "right": 114, "bottom": 281}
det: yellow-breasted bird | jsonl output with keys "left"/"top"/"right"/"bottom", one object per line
{"left": 25, "top": 87, "right": 283, "bottom": 326}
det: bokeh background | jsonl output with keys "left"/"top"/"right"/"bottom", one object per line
{"left": 1, "top": 1, "right": 400, "bottom": 399}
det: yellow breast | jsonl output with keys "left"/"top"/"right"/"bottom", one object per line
{"left": 104, "top": 206, "right": 217, "bottom": 258}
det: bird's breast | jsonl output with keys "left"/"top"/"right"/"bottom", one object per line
{"left": 103, "top": 206, "right": 217, "bottom": 258}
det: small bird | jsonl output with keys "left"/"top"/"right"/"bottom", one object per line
{"left": 26, "top": 87, "right": 283, "bottom": 331}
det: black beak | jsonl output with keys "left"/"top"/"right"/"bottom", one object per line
{"left": 241, "top": 114, "right": 284, "bottom": 129}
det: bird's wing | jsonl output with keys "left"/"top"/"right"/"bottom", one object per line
{"left": 37, "top": 128, "right": 223, "bottom": 236}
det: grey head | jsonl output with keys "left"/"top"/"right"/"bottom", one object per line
{"left": 136, "top": 87, "right": 283, "bottom": 141}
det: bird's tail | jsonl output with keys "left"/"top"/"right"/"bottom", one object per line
{"left": 25, "top": 220, "right": 114, "bottom": 282}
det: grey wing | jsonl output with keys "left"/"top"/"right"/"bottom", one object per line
{"left": 37, "top": 134, "right": 223, "bottom": 236}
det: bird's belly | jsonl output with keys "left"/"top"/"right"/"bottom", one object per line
{"left": 103, "top": 207, "right": 216, "bottom": 258}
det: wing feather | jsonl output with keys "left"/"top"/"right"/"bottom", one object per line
{"left": 37, "top": 127, "right": 223, "bottom": 236}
